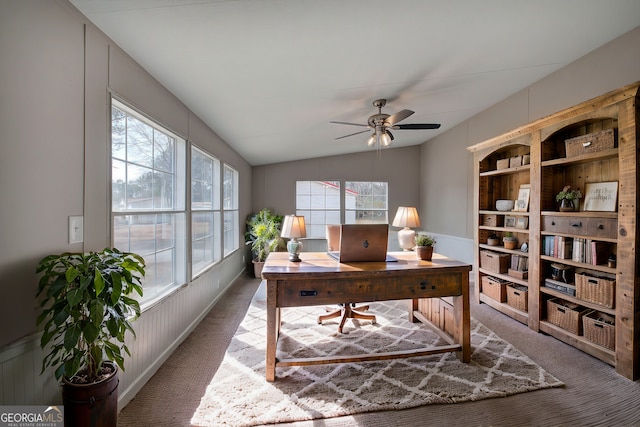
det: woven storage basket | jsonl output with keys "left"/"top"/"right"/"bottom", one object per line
{"left": 480, "top": 250, "right": 510, "bottom": 274}
{"left": 583, "top": 310, "right": 615, "bottom": 350}
{"left": 506, "top": 284, "right": 528, "bottom": 312}
{"left": 565, "top": 128, "right": 615, "bottom": 157}
{"left": 546, "top": 298, "right": 589, "bottom": 335}
{"left": 575, "top": 272, "right": 615, "bottom": 308}
{"left": 481, "top": 276, "right": 508, "bottom": 302}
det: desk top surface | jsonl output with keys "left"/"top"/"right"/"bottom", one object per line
{"left": 262, "top": 251, "right": 471, "bottom": 279}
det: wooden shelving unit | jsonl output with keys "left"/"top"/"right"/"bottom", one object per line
{"left": 468, "top": 83, "right": 640, "bottom": 380}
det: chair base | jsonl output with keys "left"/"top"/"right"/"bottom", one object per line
{"left": 318, "top": 303, "right": 376, "bottom": 333}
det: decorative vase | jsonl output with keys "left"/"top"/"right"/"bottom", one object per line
{"left": 559, "top": 199, "right": 574, "bottom": 212}
{"left": 415, "top": 246, "right": 433, "bottom": 261}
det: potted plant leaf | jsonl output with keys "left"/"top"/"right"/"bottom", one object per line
{"left": 36, "top": 248, "right": 145, "bottom": 427}
{"left": 415, "top": 234, "right": 436, "bottom": 261}
{"left": 244, "top": 208, "right": 284, "bottom": 277}
{"left": 556, "top": 185, "right": 582, "bottom": 211}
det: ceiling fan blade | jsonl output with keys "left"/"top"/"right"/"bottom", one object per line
{"left": 385, "top": 109, "right": 414, "bottom": 126}
{"left": 329, "top": 120, "right": 369, "bottom": 127}
{"left": 393, "top": 123, "right": 441, "bottom": 130}
{"left": 334, "top": 129, "right": 370, "bottom": 140}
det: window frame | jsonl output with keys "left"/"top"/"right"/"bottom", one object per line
{"left": 191, "top": 145, "right": 222, "bottom": 277}
{"left": 111, "top": 98, "right": 188, "bottom": 308}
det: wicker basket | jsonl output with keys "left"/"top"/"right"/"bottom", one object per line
{"left": 575, "top": 272, "right": 615, "bottom": 308}
{"left": 496, "top": 158, "right": 510, "bottom": 170}
{"left": 507, "top": 284, "right": 528, "bottom": 312}
{"left": 583, "top": 310, "right": 615, "bottom": 350}
{"left": 480, "top": 250, "right": 510, "bottom": 274}
{"left": 546, "top": 298, "right": 590, "bottom": 335}
{"left": 565, "top": 128, "right": 615, "bottom": 157}
{"left": 481, "top": 276, "right": 508, "bottom": 302}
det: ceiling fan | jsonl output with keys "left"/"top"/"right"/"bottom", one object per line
{"left": 330, "top": 99, "right": 441, "bottom": 148}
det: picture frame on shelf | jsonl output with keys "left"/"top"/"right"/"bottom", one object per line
{"left": 583, "top": 181, "right": 618, "bottom": 212}
{"left": 515, "top": 217, "right": 529, "bottom": 229}
{"left": 504, "top": 216, "right": 517, "bottom": 228}
{"left": 514, "top": 184, "right": 530, "bottom": 212}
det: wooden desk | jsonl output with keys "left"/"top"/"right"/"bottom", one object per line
{"left": 261, "top": 251, "right": 472, "bottom": 382}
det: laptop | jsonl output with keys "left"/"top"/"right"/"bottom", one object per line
{"left": 328, "top": 224, "right": 393, "bottom": 262}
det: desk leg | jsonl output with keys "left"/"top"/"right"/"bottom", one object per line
{"left": 408, "top": 298, "right": 418, "bottom": 322}
{"left": 453, "top": 273, "right": 471, "bottom": 362}
{"left": 266, "top": 280, "right": 278, "bottom": 382}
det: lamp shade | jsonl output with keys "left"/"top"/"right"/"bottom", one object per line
{"left": 281, "top": 215, "right": 306, "bottom": 239}
{"left": 392, "top": 207, "right": 421, "bottom": 228}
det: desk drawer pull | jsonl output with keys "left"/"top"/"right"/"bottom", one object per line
{"left": 299, "top": 290, "right": 317, "bottom": 297}
{"left": 420, "top": 281, "right": 436, "bottom": 290}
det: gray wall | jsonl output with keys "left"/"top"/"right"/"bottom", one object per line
{"left": 253, "top": 146, "right": 421, "bottom": 215}
{"left": 254, "top": 26, "right": 640, "bottom": 261}
{"left": 0, "top": 0, "right": 251, "bottom": 353}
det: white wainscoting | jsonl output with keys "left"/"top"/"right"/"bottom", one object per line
{"left": 0, "top": 250, "right": 246, "bottom": 409}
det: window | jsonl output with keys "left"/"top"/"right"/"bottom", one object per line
{"left": 345, "top": 181, "right": 388, "bottom": 224}
{"left": 191, "top": 146, "right": 221, "bottom": 276}
{"left": 295, "top": 181, "right": 341, "bottom": 238}
{"left": 295, "top": 181, "right": 389, "bottom": 237}
{"left": 223, "top": 164, "right": 239, "bottom": 256}
{"left": 111, "top": 99, "right": 187, "bottom": 306}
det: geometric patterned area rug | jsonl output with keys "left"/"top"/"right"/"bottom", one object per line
{"left": 191, "top": 291, "right": 564, "bottom": 427}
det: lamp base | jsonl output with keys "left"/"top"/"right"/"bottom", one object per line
{"left": 287, "top": 238, "right": 303, "bottom": 262}
{"left": 397, "top": 227, "right": 416, "bottom": 251}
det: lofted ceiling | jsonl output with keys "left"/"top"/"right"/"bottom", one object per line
{"left": 69, "top": 0, "right": 640, "bottom": 166}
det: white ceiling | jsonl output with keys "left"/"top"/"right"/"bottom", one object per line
{"left": 70, "top": 0, "right": 640, "bottom": 166}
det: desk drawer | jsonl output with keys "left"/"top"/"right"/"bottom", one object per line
{"left": 276, "top": 274, "right": 463, "bottom": 307}
{"left": 542, "top": 216, "right": 617, "bottom": 239}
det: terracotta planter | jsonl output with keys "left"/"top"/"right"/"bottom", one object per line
{"left": 415, "top": 246, "right": 434, "bottom": 261}
{"left": 253, "top": 260, "right": 265, "bottom": 279}
{"left": 62, "top": 362, "right": 119, "bottom": 427}
{"left": 503, "top": 239, "right": 518, "bottom": 250}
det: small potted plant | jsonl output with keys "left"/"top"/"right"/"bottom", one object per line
{"left": 36, "top": 248, "right": 145, "bottom": 426}
{"left": 244, "top": 208, "right": 284, "bottom": 277}
{"left": 556, "top": 185, "right": 582, "bottom": 212}
{"left": 487, "top": 233, "right": 500, "bottom": 246}
{"left": 415, "top": 234, "right": 436, "bottom": 261}
{"left": 503, "top": 232, "right": 518, "bottom": 250}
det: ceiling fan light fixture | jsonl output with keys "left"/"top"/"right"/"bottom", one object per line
{"left": 367, "top": 133, "right": 376, "bottom": 147}
{"left": 381, "top": 132, "right": 391, "bottom": 147}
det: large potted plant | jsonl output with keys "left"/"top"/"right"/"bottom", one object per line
{"left": 244, "top": 209, "right": 284, "bottom": 277}
{"left": 36, "top": 248, "right": 145, "bottom": 427}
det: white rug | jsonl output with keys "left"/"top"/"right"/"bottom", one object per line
{"left": 191, "top": 294, "right": 563, "bottom": 426}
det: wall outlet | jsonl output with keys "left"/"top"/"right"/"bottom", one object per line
{"left": 69, "top": 215, "right": 84, "bottom": 244}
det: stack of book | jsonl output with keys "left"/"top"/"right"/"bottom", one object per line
{"left": 543, "top": 236, "right": 611, "bottom": 265}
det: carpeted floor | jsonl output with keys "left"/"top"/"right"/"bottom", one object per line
{"left": 118, "top": 274, "right": 640, "bottom": 427}
{"left": 190, "top": 294, "right": 562, "bottom": 426}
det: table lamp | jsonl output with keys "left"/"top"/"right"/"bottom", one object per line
{"left": 281, "top": 215, "right": 306, "bottom": 262}
{"left": 392, "top": 206, "right": 421, "bottom": 251}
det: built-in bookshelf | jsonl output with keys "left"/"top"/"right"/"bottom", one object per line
{"left": 468, "top": 83, "right": 639, "bottom": 380}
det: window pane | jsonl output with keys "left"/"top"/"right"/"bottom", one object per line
{"left": 295, "top": 180, "right": 341, "bottom": 238}
{"left": 223, "top": 164, "right": 239, "bottom": 255}
{"left": 345, "top": 181, "right": 388, "bottom": 224}
{"left": 127, "top": 116, "right": 154, "bottom": 168}
{"left": 113, "top": 212, "right": 185, "bottom": 303}
{"left": 223, "top": 210, "right": 238, "bottom": 256}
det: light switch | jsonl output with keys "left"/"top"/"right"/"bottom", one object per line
{"left": 69, "top": 215, "right": 84, "bottom": 244}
